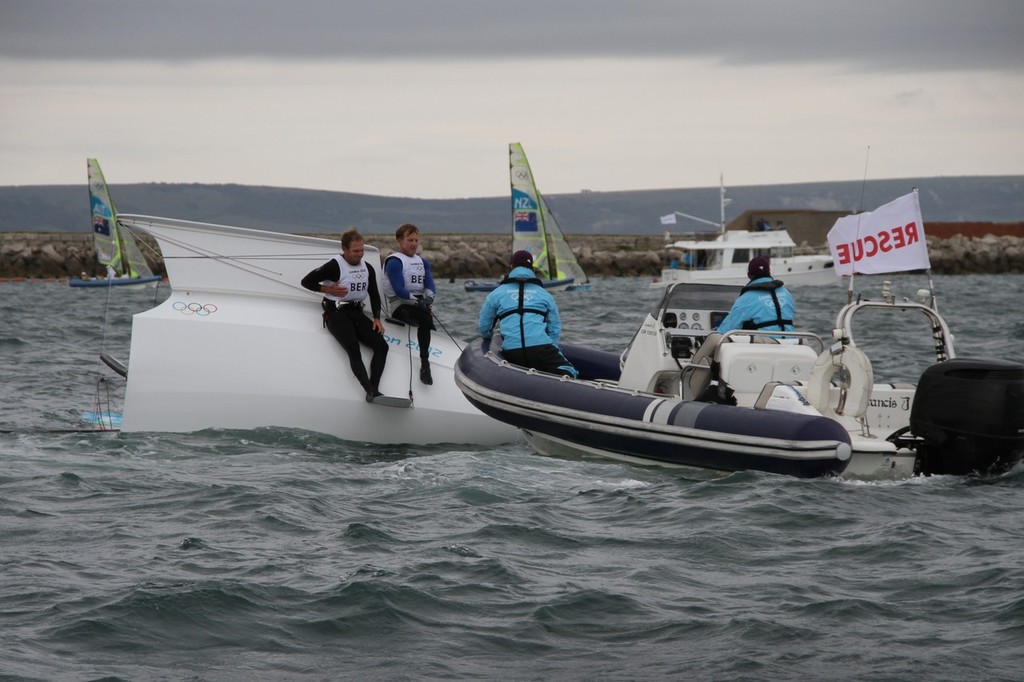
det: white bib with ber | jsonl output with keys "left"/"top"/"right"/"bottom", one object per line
{"left": 323, "top": 255, "right": 371, "bottom": 303}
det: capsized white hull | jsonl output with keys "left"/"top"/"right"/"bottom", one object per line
{"left": 116, "top": 215, "right": 519, "bottom": 446}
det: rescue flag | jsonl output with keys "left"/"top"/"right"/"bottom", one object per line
{"left": 827, "top": 192, "right": 930, "bottom": 276}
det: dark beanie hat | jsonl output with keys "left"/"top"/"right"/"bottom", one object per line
{"left": 748, "top": 256, "right": 771, "bottom": 279}
{"left": 511, "top": 250, "right": 534, "bottom": 268}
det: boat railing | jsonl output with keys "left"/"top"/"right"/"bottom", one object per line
{"left": 836, "top": 299, "right": 955, "bottom": 362}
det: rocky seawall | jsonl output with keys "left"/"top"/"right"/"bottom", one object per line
{"left": 1, "top": 231, "right": 1023, "bottom": 280}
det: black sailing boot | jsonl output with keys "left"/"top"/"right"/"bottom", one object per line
{"left": 364, "top": 381, "right": 382, "bottom": 403}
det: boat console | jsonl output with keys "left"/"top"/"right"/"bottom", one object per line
{"left": 656, "top": 282, "right": 739, "bottom": 360}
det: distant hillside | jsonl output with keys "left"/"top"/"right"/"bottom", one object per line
{"left": 1, "top": 176, "right": 1021, "bottom": 234}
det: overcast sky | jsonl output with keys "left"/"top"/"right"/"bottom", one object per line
{"left": 2, "top": 0, "right": 1022, "bottom": 198}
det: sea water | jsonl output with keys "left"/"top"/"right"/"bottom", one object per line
{"left": 2, "top": 275, "right": 1024, "bottom": 681}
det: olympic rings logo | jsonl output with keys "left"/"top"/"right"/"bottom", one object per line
{"left": 172, "top": 301, "right": 218, "bottom": 316}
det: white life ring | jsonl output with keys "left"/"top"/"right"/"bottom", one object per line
{"left": 806, "top": 345, "right": 874, "bottom": 419}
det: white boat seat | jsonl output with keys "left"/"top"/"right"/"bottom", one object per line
{"left": 680, "top": 332, "right": 724, "bottom": 400}
{"left": 716, "top": 342, "right": 818, "bottom": 394}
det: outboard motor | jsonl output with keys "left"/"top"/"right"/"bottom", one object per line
{"left": 910, "top": 358, "right": 1024, "bottom": 476}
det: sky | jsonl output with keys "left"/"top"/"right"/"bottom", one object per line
{"left": 1, "top": 0, "right": 1022, "bottom": 199}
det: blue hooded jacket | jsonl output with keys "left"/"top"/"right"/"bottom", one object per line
{"left": 716, "top": 276, "right": 796, "bottom": 334}
{"left": 478, "top": 266, "right": 562, "bottom": 349}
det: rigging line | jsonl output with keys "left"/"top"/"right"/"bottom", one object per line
{"left": 119, "top": 221, "right": 162, "bottom": 262}
{"left": 166, "top": 254, "right": 336, "bottom": 260}
{"left": 140, "top": 230, "right": 286, "bottom": 275}
{"left": 92, "top": 288, "right": 126, "bottom": 434}
{"left": 121, "top": 220, "right": 332, "bottom": 274}
{"left": 95, "top": 268, "right": 118, "bottom": 377}
{"left": 406, "top": 322, "right": 414, "bottom": 402}
{"left": 116, "top": 219, "right": 346, "bottom": 267}
{"left": 133, "top": 230, "right": 316, "bottom": 296}
{"left": 431, "top": 310, "right": 464, "bottom": 354}
{"left": 847, "top": 145, "right": 872, "bottom": 305}
{"left": 90, "top": 376, "right": 119, "bottom": 431}
{"left": 0, "top": 428, "right": 121, "bottom": 434}
{"left": 857, "top": 145, "right": 871, "bottom": 214}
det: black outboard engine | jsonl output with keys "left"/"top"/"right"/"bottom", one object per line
{"left": 910, "top": 358, "right": 1024, "bottom": 476}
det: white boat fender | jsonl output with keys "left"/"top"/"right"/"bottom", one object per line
{"left": 806, "top": 345, "right": 874, "bottom": 419}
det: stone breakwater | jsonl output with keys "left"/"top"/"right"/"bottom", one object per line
{"left": 1, "top": 232, "right": 1023, "bottom": 280}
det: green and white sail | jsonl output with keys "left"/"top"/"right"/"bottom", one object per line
{"left": 88, "top": 158, "right": 153, "bottom": 279}
{"left": 509, "top": 143, "right": 588, "bottom": 285}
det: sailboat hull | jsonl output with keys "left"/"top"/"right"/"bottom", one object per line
{"left": 464, "top": 277, "right": 575, "bottom": 293}
{"left": 113, "top": 214, "right": 519, "bottom": 446}
{"left": 69, "top": 275, "right": 163, "bottom": 288}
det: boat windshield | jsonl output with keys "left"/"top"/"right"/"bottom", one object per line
{"left": 653, "top": 283, "right": 742, "bottom": 330}
{"left": 654, "top": 283, "right": 740, "bottom": 315}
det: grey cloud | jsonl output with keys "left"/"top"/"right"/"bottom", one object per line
{"left": 1, "top": 0, "right": 1021, "bottom": 72}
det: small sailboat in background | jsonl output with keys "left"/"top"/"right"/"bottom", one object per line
{"left": 464, "top": 143, "right": 591, "bottom": 292}
{"left": 68, "top": 159, "right": 162, "bottom": 288}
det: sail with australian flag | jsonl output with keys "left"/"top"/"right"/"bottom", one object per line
{"left": 69, "top": 159, "right": 162, "bottom": 288}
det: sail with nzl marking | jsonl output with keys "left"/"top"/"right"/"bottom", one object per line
{"left": 69, "top": 159, "right": 161, "bottom": 288}
{"left": 463, "top": 144, "right": 591, "bottom": 292}
{"left": 509, "top": 143, "right": 589, "bottom": 291}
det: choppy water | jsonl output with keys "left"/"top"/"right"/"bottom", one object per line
{"left": 3, "top": 275, "right": 1024, "bottom": 681}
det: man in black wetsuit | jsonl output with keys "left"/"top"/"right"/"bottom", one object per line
{"left": 301, "top": 228, "right": 389, "bottom": 402}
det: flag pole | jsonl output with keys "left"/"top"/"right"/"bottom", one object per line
{"left": 848, "top": 145, "right": 871, "bottom": 305}
{"left": 858, "top": 145, "right": 871, "bottom": 213}
{"left": 719, "top": 174, "right": 726, "bottom": 234}
{"left": 913, "top": 187, "right": 939, "bottom": 311}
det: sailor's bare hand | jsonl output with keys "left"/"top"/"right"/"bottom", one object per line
{"left": 323, "top": 283, "right": 349, "bottom": 297}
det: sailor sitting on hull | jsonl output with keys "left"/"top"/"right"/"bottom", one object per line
{"left": 383, "top": 223, "right": 437, "bottom": 386}
{"left": 301, "top": 228, "right": 390, "bottom": 403}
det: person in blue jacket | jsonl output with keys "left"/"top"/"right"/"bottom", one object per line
{"left": 716, "top": 256, "right": 796, "bottom": 336}
{"left": 478, "top": 250, "right": 577, "bottom": 377}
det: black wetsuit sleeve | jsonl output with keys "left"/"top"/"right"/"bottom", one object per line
{"left": 366, "top": 263, "right": 383, "bottom": 319}
{"left": 300, "top": 259, "right": 341, "bottom": 293}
